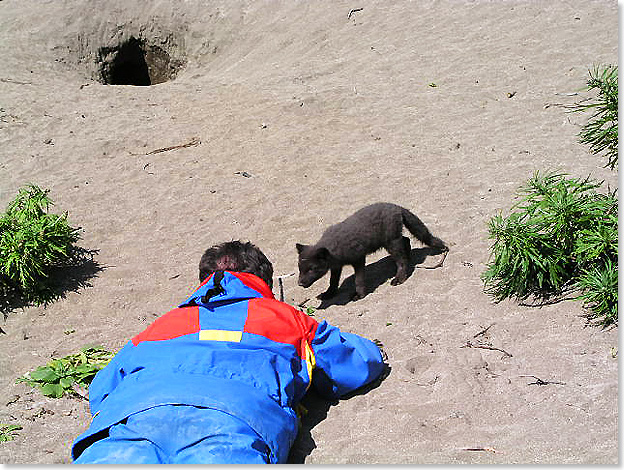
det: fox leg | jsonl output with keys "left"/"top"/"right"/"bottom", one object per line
{"left": 352, "top": 258, "right": 367, "bottom": 300}
{"left": 387, "top": 236, "right": 412, "bottom": 286}
{"left": 318, "top": 265, "right": 342, "bottom": 300}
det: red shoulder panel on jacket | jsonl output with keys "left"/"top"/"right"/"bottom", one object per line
{"left": 244, "top": 299, "right": 318, "bottom": 357}
{"left": 132, "top": 306, "right": 200, "bottom": 345}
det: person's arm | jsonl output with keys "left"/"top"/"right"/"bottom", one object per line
{"left": 309, "top": 320, "right": 385, "bottom": 399}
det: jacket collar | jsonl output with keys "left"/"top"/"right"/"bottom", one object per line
{"left": 180, "top": 271, "right": 274, "bottom": 308}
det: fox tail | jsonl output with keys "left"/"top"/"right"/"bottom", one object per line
{"left": 401, "top": 207, "right": 448, "bottom": 250}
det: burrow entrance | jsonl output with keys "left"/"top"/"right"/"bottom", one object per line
{"left": 98, "top": 37, "right": 184, "bottom": 86}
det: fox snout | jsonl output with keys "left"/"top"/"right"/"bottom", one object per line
{"left": 298, "top": 277, "right": 313, "bottom": 288}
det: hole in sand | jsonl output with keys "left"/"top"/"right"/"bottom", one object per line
{"left": 98, "top": 37, "right": 183, "bottom": 86}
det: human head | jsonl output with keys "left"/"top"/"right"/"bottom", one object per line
{"left": 199, "top": 240, "right": 274, "bottom": 289}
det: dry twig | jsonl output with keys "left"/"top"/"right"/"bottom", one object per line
{"left": 348, "top": 7, "right": 363, "bottom": 19}
{"left": 462, "top": 447, "right": 496, "bottom": 453}
{"left": 462, "top": 340, "right": 512, "bottom": 358}
{"left": 0, "top": 77, "right": 32, "bottom": 85}
{"left": 519, "top": 375, "right": 565, "bottom": 386}
{"left": 276, "top": 273, "right": 295, "bottom": 302}
{"left": 473, "top": 323, "right": 495, "bottom": 338}
{"left": 131, "top": 137, "right": 200, "bottom": 156}
{"left": 416, "top": 249, "right": 448, "bottom": 269}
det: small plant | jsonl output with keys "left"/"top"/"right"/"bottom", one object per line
{"left": 17, "top": 345, "right": 114, "bottom": 398}
{"left": 575, "top": 258, "right": 618, "bottom": 326}
{"left": 0, "top": 184, "right": 81, "bottom": 305}
{"left": 485, "top": 67, "right": 618, "bottom": 326}
{"left": 572, "top": 64, "right": 618, "bottom": 170}
{"left": 482, "top": 171, "right": 617, "bottom": 325}
{"left": 0, "top": 424, "right": 22, "bottom": 442}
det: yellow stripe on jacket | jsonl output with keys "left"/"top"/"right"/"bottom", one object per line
{"left": 199, "top": 330, "right": 243, "bottom": 342}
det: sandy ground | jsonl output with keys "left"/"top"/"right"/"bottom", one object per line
{"left": 0, "top": 0, "right": 618, "bottom": 464}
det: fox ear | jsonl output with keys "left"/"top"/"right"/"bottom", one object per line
{"left": 296, "top": 243, "right": 307, "bottom": 254}
{"left": 315, "top": 247, "right": 331, "bottom": 260}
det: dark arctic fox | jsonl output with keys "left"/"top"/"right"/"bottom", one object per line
{"left": 296, "top": 202, "right": 448, "bottom": 301}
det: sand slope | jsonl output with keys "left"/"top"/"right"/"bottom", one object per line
{"left": 0, "top": 0, "right": 618, "bottom": 464}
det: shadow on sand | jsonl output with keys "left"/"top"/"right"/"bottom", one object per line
{"left": 0, "top": 247, "right": 105, "bottom": 320}
{"left": 288, "top": 363, "right": 391, "bottom": 463}
{"left": 317, "top": 246, "right": 447, "bottom": 309}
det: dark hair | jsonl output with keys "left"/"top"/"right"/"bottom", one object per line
{"left": 199, "top": 240, "right": 274, "bottom": 289}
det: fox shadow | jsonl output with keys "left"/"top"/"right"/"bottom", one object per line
{"left": 287, "top": 362, "right": 391, "bottom": 463}
{"left": 317, "top": 246, "right": 446, "bottom": 309}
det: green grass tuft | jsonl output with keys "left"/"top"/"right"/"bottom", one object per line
{"left": 482, "top": 172, "right": 617, "bottom": 326}
{"left": 573, "top": 64, "right": 618, "bottom": 170}
{"left": 0, "top": 184, "right": 81, "bottom": 305}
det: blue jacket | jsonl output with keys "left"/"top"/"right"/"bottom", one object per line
{"left": 71, "top": 271, "right": 384, "bottom": 463}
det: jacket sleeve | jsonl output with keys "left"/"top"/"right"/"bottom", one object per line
{"left": 309, "top": 320, "right": 385, "bottom": 399}
{"left": 87, "top": 341, "right": 134, "bottom": 416}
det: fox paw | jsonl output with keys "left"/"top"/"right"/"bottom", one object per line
{"left": 318, "top": 290, "right": 337, "bottom": 300}
{"left": 350, "top": 292, "right": 365, "bottom": 301}
{"left": 390, "top": 277, "right": 407, "bottom": 286}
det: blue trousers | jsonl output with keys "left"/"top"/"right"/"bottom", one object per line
{"left": 74, "top": 404, "right": 271, "bottom": 464}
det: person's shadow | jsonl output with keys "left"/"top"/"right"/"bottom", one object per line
{"left": 317, "top": 246, "right": 446, "bottom": 309}
{"left": 287, "top": 362, "right": 391, "bottom": 463}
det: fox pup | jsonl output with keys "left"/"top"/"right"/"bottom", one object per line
{"left": 296, "top": 202, "right": 448, "bottom": 301}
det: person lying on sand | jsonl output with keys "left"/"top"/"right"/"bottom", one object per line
{"left": 71, "top": 240, "right": 385, "bottom": 464}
